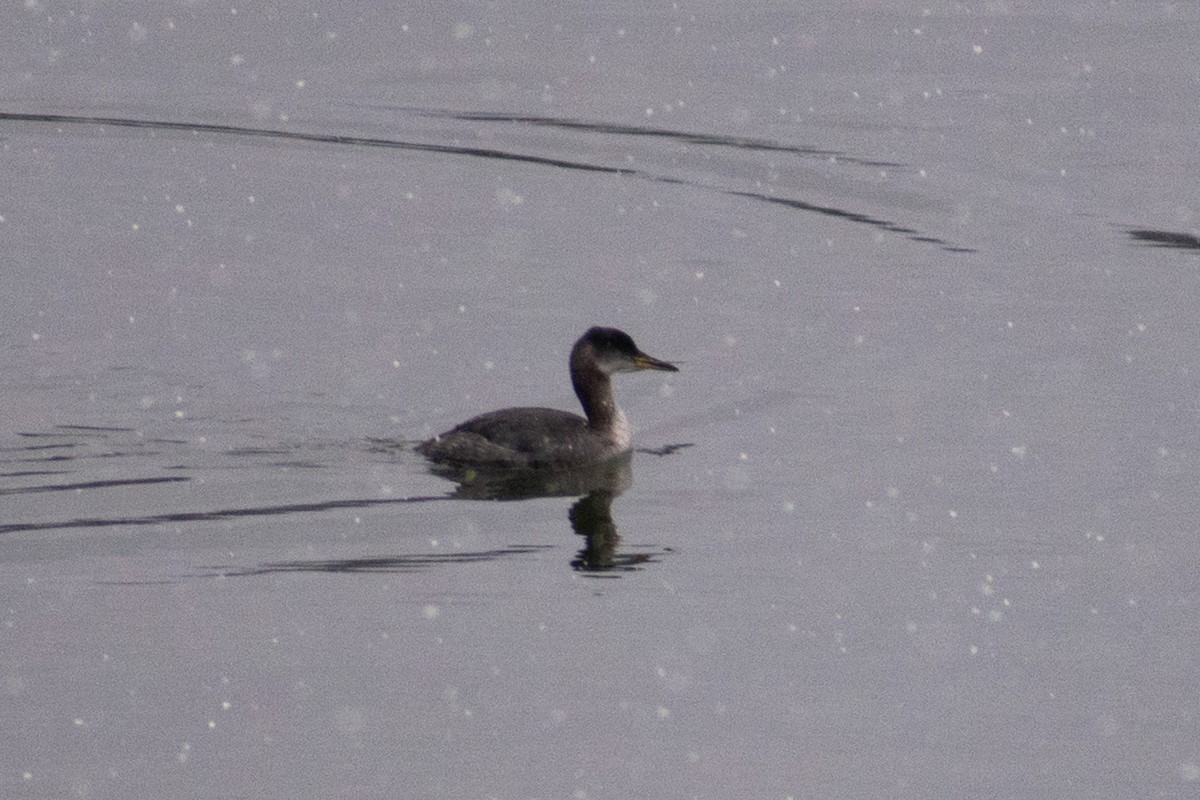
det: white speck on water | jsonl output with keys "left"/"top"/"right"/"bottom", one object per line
{"left": 128, "top": 22, "right": 148, "bottom": 43}
{"left": 495, "top": 187, "right": 523, "bottom": 205}
{"left": 1180, "top": 762, "right": 1200, "bottom": 782}
{"left": 422, "top": 604, "right": 439, "bottom": 620}
{"left": 972, "top": 43, "right": 983, "bottom": 54}
{"left": 655, "top": 706, "right": 670, "bottom": 719}
{"left": 1011, "top": 445, "right": 1027, "bottom": 458}
{"left": 230, "top": 54, "right": 244, "bottom": 66}
{"left": 453, "top": 22, "right": 474, "bottom": 39}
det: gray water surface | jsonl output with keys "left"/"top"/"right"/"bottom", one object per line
{"left": 3, "top": 3, "right": 1199, "bottom": 798}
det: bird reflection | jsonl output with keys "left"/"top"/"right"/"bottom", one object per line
{"left": 427, "top": 452, "right": 662, "bottom": 573}
{"left": 567, "top": 487, "right": 652, "bottom": 573}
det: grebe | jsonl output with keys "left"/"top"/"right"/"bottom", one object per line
{"left": 417, "top": 327, "right": 677, "bottom": 470}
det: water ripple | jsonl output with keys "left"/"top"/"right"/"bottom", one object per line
{"left": 0, "top": 109, "right": 975, "bottom": 253}
{"left": 1126, "top": 227, "right": 1200, "bottom": 251}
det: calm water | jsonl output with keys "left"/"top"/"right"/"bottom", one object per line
{"left": 3, "top": 3, "right": 1200, "bottom": 798}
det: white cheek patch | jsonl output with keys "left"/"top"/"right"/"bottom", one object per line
{"left": 598, "top": 353, "right": 638, "bottom": 375}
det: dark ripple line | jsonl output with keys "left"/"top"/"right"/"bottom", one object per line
{"left": 1126, "top": 227, "right": 1200, "bottom": 251}
{"left": 0, "top": 476, "right": 189, "bottom": 497}
{"left": 0, "top": 494, "right": 444, "bottom": 534}
{"left": 2, "top": 450, "right": 161, "bottom": 465}
{"left": 0, "top": 110, "right": 640, "bottom": 179}
{"left": 727, "top": 189, "right": 978, "bottom": 253}
{"left": 429, "top": 109, "right": 907, "bottom": 169}
{"left": 57, "top": 424, "right": 137, "bottom": 432}
{"left": 15, "top": 426, "right": 129, "bottom": 439}
{"left": 214, "top": 545, "right": 555, "bottom": 577}
{"left": 0, "top": 110, "right": 972, "bottom": 253}
{"left": 424, "top": 109, "right": 856, "bottom": 159}
{"left": 0, "top": 442, "right": 77, "bottom": 452}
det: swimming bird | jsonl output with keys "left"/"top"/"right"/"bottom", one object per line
{"left": 417, "top": 327, "right": 678, "bottom": 470}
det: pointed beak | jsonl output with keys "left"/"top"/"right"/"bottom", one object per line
{"left": 633, "top": 352, "right": 679, "bottom": 372}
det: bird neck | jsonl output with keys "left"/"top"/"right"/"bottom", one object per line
{"left": 572, "top": 363, "right": 623, "bottom": 434}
